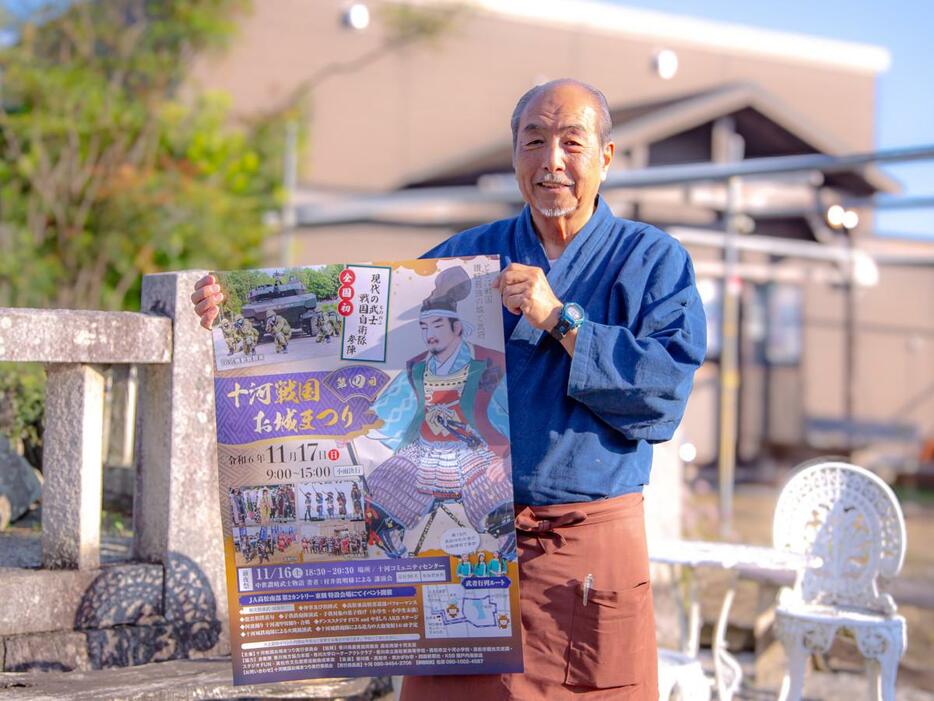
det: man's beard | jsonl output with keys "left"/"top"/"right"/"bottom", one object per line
{"left": 534, "top": 203, "right": 577, "bottom": 218}
{"left": 533, "top": 173, "right": 577, "bottom": 218}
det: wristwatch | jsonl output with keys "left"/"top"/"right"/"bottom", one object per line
{"left": 549, "top": 302, "right": 586, "bottom": 340}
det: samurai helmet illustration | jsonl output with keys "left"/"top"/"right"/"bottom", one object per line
{"left": 420, "top": 266, "right": 475, "bottom": 335}
{"left": 421, "top": 266, "right": 471, "bottom": 317}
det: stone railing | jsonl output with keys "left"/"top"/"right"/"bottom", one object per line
{"left": 0, "top": 272, "right": 230, "bottom": 670}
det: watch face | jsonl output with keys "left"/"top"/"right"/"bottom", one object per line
{"left": 566, "top": 305, "right": 584, "bottom": 321}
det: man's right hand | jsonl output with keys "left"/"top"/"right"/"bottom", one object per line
{"left": 190, "top": 274, "right": 224, "bottom": 329}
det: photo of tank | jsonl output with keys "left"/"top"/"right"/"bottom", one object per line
{"left": 240, "top": 271, "right": 333, "bottom": 339}
{"left": 212, "top": 266, "right": 344, "bottom": 370}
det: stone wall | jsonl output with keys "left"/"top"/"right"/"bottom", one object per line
{"left": 0, "top": 558, "right": 222, "bottom": 673}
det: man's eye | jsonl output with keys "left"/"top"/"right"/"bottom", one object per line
{"left": 525, "top": 139, "right": 543, "bottom": 146}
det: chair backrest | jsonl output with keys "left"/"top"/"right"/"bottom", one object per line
{"left": 772, "top": 460, "right": 906, "bottom": 614}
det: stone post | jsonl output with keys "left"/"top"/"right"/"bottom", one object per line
{"left": 644, "top": 430, "right": 684, "bottom": 544}
{"left": 42, "top": 364, "right": 105, "bottom": 570}
{"left": 136, "top": 271, "right": 229, "bottom": 653}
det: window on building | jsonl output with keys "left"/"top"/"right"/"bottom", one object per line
{"left": 765, "top": 283, "right": 802, "bottom": 365}
{"left": 697, "top": 278, "right": 721, "bottom": 359}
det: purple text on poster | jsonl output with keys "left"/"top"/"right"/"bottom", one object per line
{"left": 238, "top": 557, "right": 451, "bottom": 592}
{"left": 239, "top": 586, "right": 417, "bottom": 606}
{"left": 214, "top": 366, "right": 389, "bottom": 445}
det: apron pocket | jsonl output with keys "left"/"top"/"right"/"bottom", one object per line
{"left": 564, "top": 580, "right": 649, "bottom": 689}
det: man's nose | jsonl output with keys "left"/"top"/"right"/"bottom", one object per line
{"left": 543, "top": 140, "right": 566, "bottom": 172}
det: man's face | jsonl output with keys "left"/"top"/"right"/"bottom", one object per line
{"left": 513, "top": 83, "right": 614, "bottom": 222}
{"left": 420, "top": 315, "right": 460, "bottom": 356}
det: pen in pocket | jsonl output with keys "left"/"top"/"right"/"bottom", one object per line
{"left": 582, "top": 573, "right": 593, "bottom": 606}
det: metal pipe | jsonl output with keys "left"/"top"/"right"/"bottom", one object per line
{"left": 295, "top": 145, "right": 934, "bottom": 227}
{"left": 718, "top": 175, "right": 742, "bottom": 537}
{"left": 603, "top": 144, "right": 934, "bottom": 188}
{"left": 843, "top": 226, "right": 856, "bottom": 453}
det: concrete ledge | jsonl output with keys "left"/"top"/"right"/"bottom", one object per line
{"left": 0, "top": 565, "right": 163, "bottom": 637}
{"left": 3, "top": 631, "right": 90, "bottom": 673}
{"left": 0, "top": 657, "right": 386, "bottom": 700}
{"left": 0, "top": 568, "right": 100, "bottom": 637}
{"left": 0, "top": 309, "right": 172, "bottom": 364}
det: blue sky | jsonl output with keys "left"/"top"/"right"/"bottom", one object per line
{"left": 611, "top": 0, "right": 934, "bottom": 238}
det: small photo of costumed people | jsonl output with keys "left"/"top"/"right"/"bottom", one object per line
{"left": 298, "top": 523, "right": 370, "bottom": 561}
{"left": 211, "top": 267, "right": 344, "bottom": 371}
{"left": 297, "top": 481, "right": 365, "bottom": 522}
{"left": 233, "top": 525, "right": 301, "bottom": 566}
{"left": 454, "top": 550, "right": 508, "bottom": 581}
{"left": 229, "top": 484, "right": 296, "bottom": 527}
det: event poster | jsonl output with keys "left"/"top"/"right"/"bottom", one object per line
{"left": 210, "top": 256, "right": 522, "bottom": 685}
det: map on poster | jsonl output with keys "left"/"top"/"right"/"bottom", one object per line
{"left": 210, "top": 256, "right": 523, "bottom": 685}
{"left": 423, "top": 584, "right": 513, "bottom": 639}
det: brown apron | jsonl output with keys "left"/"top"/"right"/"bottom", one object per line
{"left": 402, "top": 492, "right": 658, "bottom": 700}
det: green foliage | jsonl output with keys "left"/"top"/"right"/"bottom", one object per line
{"left": 0, "top": 0, "right": 293, "bottom": 311}
{"left": 0, "top": 363, "right": 45, "bottom": 466}
{"left": 295, "top": 264, "right": 342, "bottom": 301}
{"left": 102, "top": 508, "right": 133, "bottom": 537}
{"left": 380, "top": 3, "right": 467, "bottom": 47}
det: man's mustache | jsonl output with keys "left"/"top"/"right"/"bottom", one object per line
{"left": 536, "top": 173, "right": 575, "bottom": 187}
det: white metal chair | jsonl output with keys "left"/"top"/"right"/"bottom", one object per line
{"left": 658, "top": 648, "right": 712, "bottom": 701}
{"left": 772, "top": 460, "right": 907, "bottom": 701}
{"left": 657, "top": 581, "right": 712, "bottom": 701}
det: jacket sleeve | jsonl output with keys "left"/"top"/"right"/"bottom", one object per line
{"left": 368, "top": 371, "right": 418, "bottom": 450}
{"left": 567, "top": 240, "right": 707, "bottom": 442}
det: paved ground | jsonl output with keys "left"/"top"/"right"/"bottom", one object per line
{"left": 0, "top": 658, "right": 389, "bottom": 700}
{"left": 2, "top": 655, "right": 930, "bottom": 700}
{"left": 722, "top": 650, "right": 934, "bottom": 700}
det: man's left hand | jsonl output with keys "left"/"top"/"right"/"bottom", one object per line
{"left": 493, "top": 263, "right": 561, "bottom": 331}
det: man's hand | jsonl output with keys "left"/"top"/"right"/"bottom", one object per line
{"left": 190, "top": 274, "right": 224, "bottom": 330}
{"left": 493, "top": 263, "right": 561, "bottom": 331}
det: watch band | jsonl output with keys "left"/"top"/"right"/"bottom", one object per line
{"left": 550, "top": 302, "right": 585, "bottom": 340}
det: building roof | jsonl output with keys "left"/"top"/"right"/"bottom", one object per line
{"left": 407, "top": 83, "right": 898, "bottom": 195}
{"left": 423, "top": 0, "right": 892, "bottom": 74}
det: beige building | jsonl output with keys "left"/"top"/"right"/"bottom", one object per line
{"left": 188, "top": 0, "right": 934, "bottom": 474}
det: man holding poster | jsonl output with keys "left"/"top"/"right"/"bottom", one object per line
{"left": 192, "top": 79, "right": 706, "bottom": 700}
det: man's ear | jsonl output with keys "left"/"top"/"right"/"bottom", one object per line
{"left": 601, "top": 140, "right": 615, "bottom": 182}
